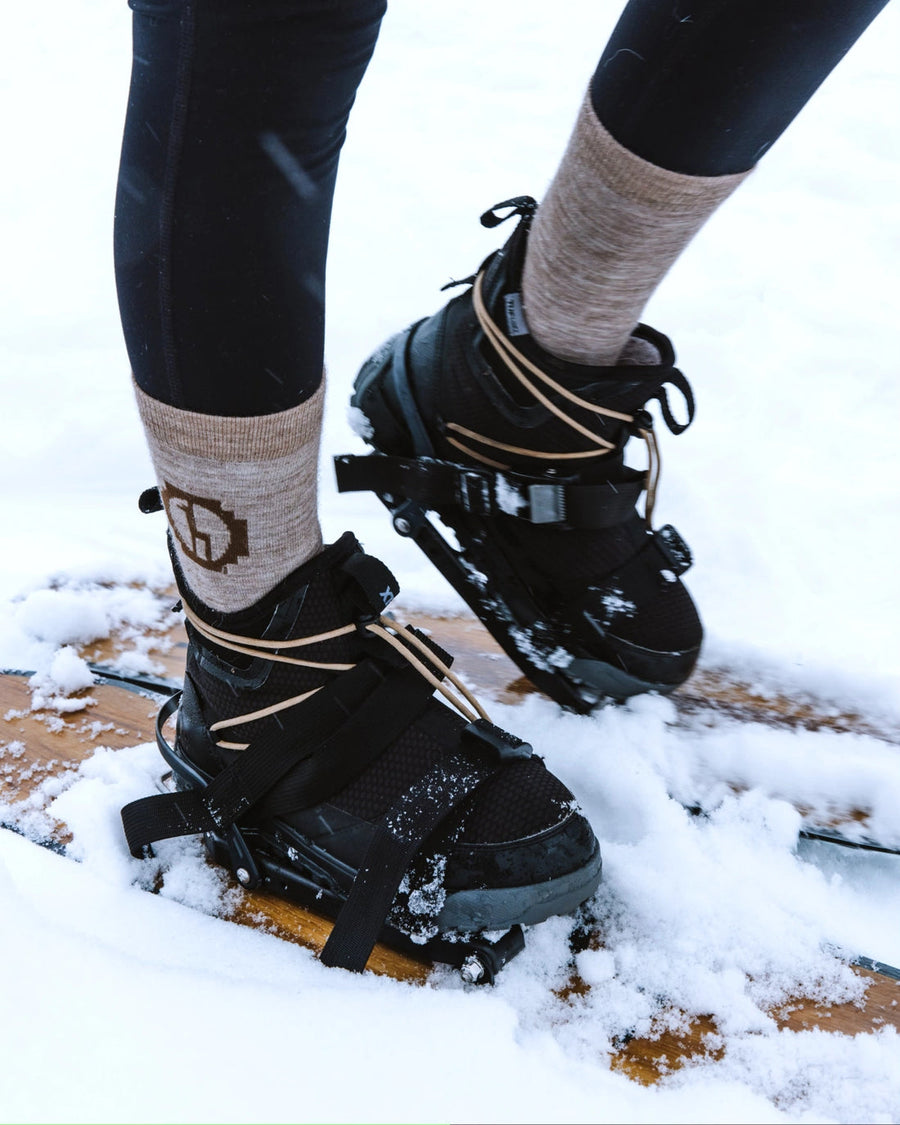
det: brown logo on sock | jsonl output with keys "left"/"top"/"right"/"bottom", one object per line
{"left": 161, "top": 483, "right": 250, "bottom": 572}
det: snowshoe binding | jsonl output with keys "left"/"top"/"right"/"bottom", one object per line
{"left": 337, "top": 196, "right": 702, "bottom": 711}
{"left": 121, "top": 526, "right": 602, "bottom": 981}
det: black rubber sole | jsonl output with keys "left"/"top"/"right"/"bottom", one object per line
{"left": 437, "top": 841, "right": 602, "bottom": 931}
{"left": 152, "top": 694, "right": 600, "bottom": 980}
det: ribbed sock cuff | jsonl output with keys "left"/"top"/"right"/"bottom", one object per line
{"left": 522, "top": 92, "right": 750, "bottom": 366}
{"left": 135, "top": 381, "right": 325, "bottom": 612}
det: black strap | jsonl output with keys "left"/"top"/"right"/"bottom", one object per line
{"left": 254, "top": 661, "right": 436, "bottom": 819}
{"left": 121, "top": 655, "right": 437, "bottom": 858}
{"left": 335, "top": 454, "right": 644, "bottom": 530}
{"left": 646, "top": 369, "right": 695, "bottom": 437}
{"left": 121, "top": 782, "right": 219, "bottom": 857}
{"left": 479, "top": 196, "right": 538, "bottom": 229}
{"left": 320, "top": 719, "right": 532, "bottom": 971}
{"left": 319, "top": 749, "right": 498, "bottom": 972}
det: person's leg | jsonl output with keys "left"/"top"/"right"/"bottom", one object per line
{"left": 592, "top": 0, "right": 891, "bottom": 175}
{"left": 522, "top": 0, "right": 890, "bottom": 366}
{"left": 115, "top": 0, "right": 385, "bottom": 612}
{"left": 344, "top": 0, "right": 890, "bottom": 710}
{"left": 116, "top": 0, "right": 380, "bottom": 415}
{"left": 115, "top": 0, "right": 603, "bottom": 973}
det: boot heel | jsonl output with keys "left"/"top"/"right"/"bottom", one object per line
{"left": 352, "top": 325, "right": 433, "bottom": 455}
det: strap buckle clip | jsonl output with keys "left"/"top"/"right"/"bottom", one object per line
{"left": 526, "top": 483, "right": 565, "bottom": 524}
{"left": 654, "top": 524, "right": 693, "bottom": 576}
{"left": 459, "top": 471, "right": 494, "bottom": 516}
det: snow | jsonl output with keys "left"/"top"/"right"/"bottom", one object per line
{"left": 347, "top": 403, "right": 375, "bottom": 442}
{"left": 2, "top": 0, "right": 900, "bottom": 1121}
{"left": 494, "top": 474, "right": 528, "bottom": 515}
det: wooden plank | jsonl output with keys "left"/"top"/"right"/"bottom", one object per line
{"left": 3, "top": 671, "right": 899, "bottom": 1066}
{"left": 0, "top": 674, "right": 160, "bottom": 807}
{"left": 611, "top": 966, "right": 900, "bottom": 1084}
{"left": 84, "top": 614, "right": 187, "bottom": 682}
{"left": 407, "top": 612, "right": 900, "bottom": 742}
{"left": 78, "top": 595, "right": 900, "bottom": 743}
{"left": 0, "top": 673, "right": 428, "bottom": 983}
{"left": 72, "top": 596, "right": 899, "bottom": 849}
{"left": 18, "top": 584, "right": 900, "bottom": 1073}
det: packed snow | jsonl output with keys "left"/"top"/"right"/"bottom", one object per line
{"left": 2, "top": 1, "right": 900, "bottom": 1122}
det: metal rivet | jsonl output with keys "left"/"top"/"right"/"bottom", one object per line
{"left": 393, "top": 516, "right": 411, "bottom": 536}
{"left": 236, "top": 867, "right": 251, "bottom": 886}
{"left": 460, "top": 954, "right": 485, "bottom": 984}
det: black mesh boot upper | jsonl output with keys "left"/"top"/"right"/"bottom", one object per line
{"left": 152, "top": 532, "right": 601, "bottom": 957}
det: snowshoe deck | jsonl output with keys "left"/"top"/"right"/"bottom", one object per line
{"left": 0, "top": 671, "right": 430, "bottom": 983}
{"left": 2, "top": 669, "right": 899, "bottom": 1083}
{"left": 610, "top": 959, "right": 900, "bottom": 1084}
{"left": 78, "top": 585, "right": 900, "bottom": 854}
{"left": 80, "top": 586, "right": 899, "bottom": 743}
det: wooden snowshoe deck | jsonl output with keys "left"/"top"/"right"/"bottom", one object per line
{"left": 0, "top": 671, "right": 429, "bottom": 983}
{"left": 2, "top": 656, "right": 900, "bottom": 1084}
{"left": 82, "top": 597, "right": 900, "bottom": 744}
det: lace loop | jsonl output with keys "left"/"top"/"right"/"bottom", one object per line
{"left": 648, "top": 369, "right": 695, "bottom": 436}
{"left": 479, "top": 196, "right": 538, "bottom": 229}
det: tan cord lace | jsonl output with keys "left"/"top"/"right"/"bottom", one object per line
{"left": 460, "top": 270, "right": 661, "bottom": 524}
{"left": 182, "top": 600, "right": 491, "bottom": 751}
{"left": 642, "top": 425, "right": 660, "bottom": 528}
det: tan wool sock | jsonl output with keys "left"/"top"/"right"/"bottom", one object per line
{"left": 522, "top": 93, "right": 750, "bottom": 367}
{"left": 135, "top": 381, "right": 324, "bottom": 613}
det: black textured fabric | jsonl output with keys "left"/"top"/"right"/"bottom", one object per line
{"left": 353, "top": 206, "right": 702, "bottom": 668}
{"left": 172, "top": 533, "right": 596, "bottom": 912}
{"left": 329, "top": 702, "right": 573, "bottom": 848}
{"left": 177, "top": 534, "right": 361, "bottom": 750}
{"left": 332, "top": 709, "right": 450, "bottom": 822}
{"left": 115, "top": 0, "right": 386, "bottom": 413}
{"left": 489, "top": 515, "right": 701, "bottom": 653}
{"left": 456, "top": 757, "right": 567, "bottom": 844}
{"left": 591, "top": 0, "right": 891, "bottom": 176}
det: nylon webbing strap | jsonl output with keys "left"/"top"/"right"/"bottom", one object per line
{"left": 121, "top": 657, "right": 435, "bottom": 858}
{"left": 319, "top": 750, "right": 497, "bottom": 972}
{"left": 121, "top": 708, "right": 325, "bottom": 857}
{"left": 120, "top": 787, "right": 219, "bottom": 856}
{"left": 334, "top": 454, "right": 643, "bottom": 529}
{"left": 254, "top": 662, "right": 436, "bottom": 820}
{"left": 647, "top": 370, "right": 695, "bottom": 436}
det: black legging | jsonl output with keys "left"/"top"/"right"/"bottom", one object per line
{"left": 114, "top": 0, "right": 887, "bottom": 417}
{"left": 592, "top": 0, "right": 890, "bottom": 175}
{"left": 114, "top": 0, "right": 385, "bottom": 416}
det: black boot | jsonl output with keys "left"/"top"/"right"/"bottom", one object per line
{"left": 122, "top": 532, "right": 602, "bottom": 978}
{"left": 337, "top": 197, "right": 702, "bottom": 711}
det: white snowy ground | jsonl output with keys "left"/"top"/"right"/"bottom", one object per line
{"left": 2, "top": 2, "right": 900, "bottom": 1122}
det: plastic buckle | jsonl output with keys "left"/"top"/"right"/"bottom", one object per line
{"left": 527, "top": 483, "right": 565, "bottom": 524}
{"left": 459, "top": 471, "right": 493, "bottom": 516}
{"left": 461, "top": 718, "right": 533, "bottom": 762}
{"left": 654, "top": 524, "right": 693, "bottom": 575}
